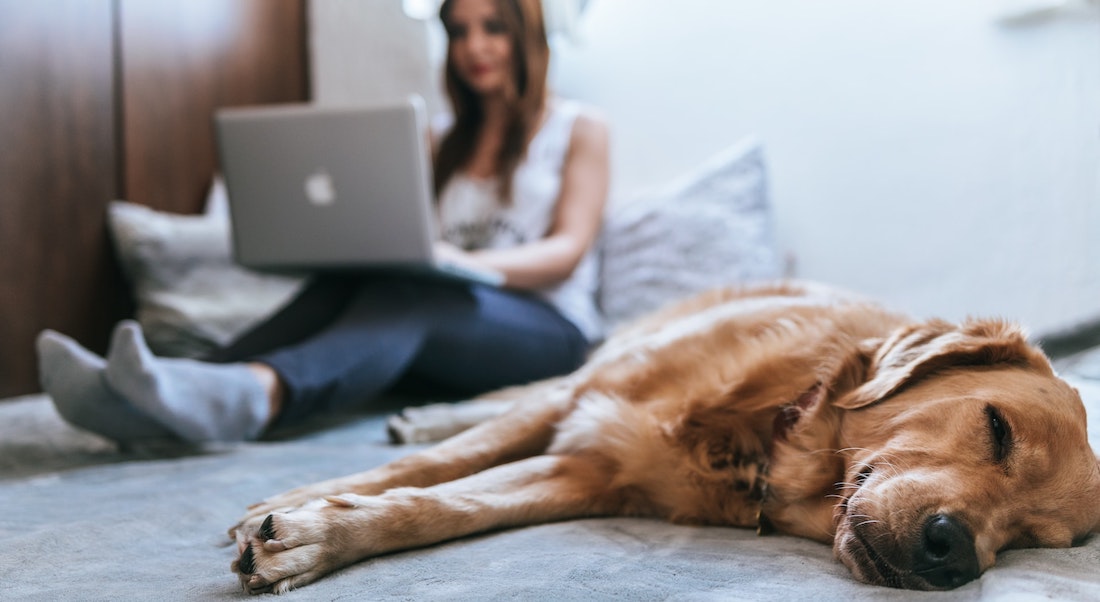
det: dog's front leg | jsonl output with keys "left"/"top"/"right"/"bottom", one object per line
{"left": 231, "top": 386, "right": 576, "bottom": 534}
{"left": 233, "top": 453, "right": 617, "bottom": 594}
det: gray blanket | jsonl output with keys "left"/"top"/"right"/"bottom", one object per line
{"left": 4, "top": 352, "right": 1100, "bottom": 601}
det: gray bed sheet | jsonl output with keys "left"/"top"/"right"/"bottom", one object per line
{"left": 3, "top": 353, "right": 1100, "bottom": 601}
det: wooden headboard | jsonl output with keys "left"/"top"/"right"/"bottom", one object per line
{"left": 0, "top": 0, "right": 309, "bottom": 398}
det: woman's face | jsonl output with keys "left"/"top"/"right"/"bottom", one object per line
{"left": 446, "top": 0, "right": 514, "bottom": 97}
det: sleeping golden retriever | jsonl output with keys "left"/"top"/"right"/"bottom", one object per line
{"left": 229, "top": 281, "right": 1100, "bottom": 593}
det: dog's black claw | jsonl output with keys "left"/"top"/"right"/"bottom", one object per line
{"left": 386, "top": 413, "right": 407, "bottom": 445}
{"left": 238, "top": 546, "right": 256, "bottom": 575}
{"left": 260, "top": 514, "right": 277, "bottom": 541}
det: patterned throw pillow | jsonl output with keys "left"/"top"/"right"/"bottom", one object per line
{"left": 598, "top": 137, "right": 785, "bottom": 330}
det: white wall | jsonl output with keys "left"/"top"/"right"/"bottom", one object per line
{"left": 311, "top": 0, "right": 446, "bottom": 115}
{"left": 311, "top": 0, "right": 1100, "bottom": 336}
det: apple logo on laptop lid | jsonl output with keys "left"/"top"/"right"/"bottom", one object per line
{"left": 304, "top": 169, "right": 336, "bottom": 206}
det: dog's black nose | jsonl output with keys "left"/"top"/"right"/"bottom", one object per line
{"left": 915, "top": 514, "right": 980, "bottom": 589}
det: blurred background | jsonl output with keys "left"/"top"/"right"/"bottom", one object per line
{"left": 2, "top": 0, "right": 1098, "bottom": 397}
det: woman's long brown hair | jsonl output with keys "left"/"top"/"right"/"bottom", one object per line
{"left": 434, "top": 0, "right": 549, "bottom": 205}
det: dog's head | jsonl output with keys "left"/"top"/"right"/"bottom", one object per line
{"left": 832, "top": 319, "right": 1100, "bottom": 590}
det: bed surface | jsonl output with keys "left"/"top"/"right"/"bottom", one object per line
{"left": 3, "top": 350, "right": 1100, "bottom": 600}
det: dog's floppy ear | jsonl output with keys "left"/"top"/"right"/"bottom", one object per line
{"left": 836, "top": 318, "right": 1052, "bottom": 410}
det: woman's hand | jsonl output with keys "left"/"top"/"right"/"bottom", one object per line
{"left": 434, "top": 241, "right": 506, "bottom": 286}
{"left": 433, "top": 241, "right": 481, "bottom": 270}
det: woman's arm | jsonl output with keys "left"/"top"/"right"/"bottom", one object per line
{"left": 457, "top": 109, "right": 611, "bottom": 290}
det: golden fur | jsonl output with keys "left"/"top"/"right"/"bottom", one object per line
{"left": 230, "top": 281, "right": 1100, "bottom": 593}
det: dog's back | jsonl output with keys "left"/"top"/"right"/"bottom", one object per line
{"left": 535, "top": 283, "right": 895, "bottom": 520}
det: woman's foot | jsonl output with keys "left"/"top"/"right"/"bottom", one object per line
{"left": 36, "top": 330, "right": 177, "bottom": 443}
{"left": 104, "top": 321, "right": 271, "bottom": 442}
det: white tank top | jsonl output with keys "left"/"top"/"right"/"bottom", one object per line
{"left": 434, "top": 99, "right": 603, "bottom": 341}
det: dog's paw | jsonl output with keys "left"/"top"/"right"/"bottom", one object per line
{"left": 229, "top": 476, "right": 384, "bottom": 538}
{"left": 231, "top": 496, "right": 373, "bottom": 594}
{"left": 229, "top": 491, "right": 328, "bottom": 539}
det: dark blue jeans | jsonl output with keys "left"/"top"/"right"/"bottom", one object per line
{"left": 207, "top": 274, "right": 588, "bottom": 427}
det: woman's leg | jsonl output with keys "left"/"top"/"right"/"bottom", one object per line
{"left": 49, "top": 276, "right": 355, "bottom": 443}
{"left": 92, "top": 276, "right": 356, "bottom": 442}
{"left": 87, "top": 275, "right": 587, "bottom": 442}
{"left": 403, "top": 285, "right": 588, "bottom": 395}
{"left": 103, "top": 322, "right": 277, "bottom": 442}
{"left": 89, "top": 276, "right": 438, "bottom": 441}
{"left": 260, "top": 277, "right": 455, "bottom": 427}
{"left": 206, "top": 275, "right": 361, "bottom": 362}
{"left": 265, "top": 279, "right": 588, "bottom": 429}
{"left": 37, "top": 321, "right": 282, "bottom": 444}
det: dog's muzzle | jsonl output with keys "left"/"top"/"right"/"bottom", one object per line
{"left": 841, "top": 503, "right": 980, "bottom": 590}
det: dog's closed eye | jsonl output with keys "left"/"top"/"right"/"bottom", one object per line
{"left": 985, "top": 405, "right": 1012, "bottom": 463}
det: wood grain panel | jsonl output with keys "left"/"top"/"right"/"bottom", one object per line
{"left": 0, "top": 0, "right": 307, "bottom": 397}
{"left": 119, "top": 0, "right": 309, "bottom": 214}
{"left": 0, "top": 0, "right": 120, "bottom": 398}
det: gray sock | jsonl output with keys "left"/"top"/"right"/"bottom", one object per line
{"left": 36, "top": 330, "right": 177, "bottom": 443}
{"left": 104, "top": 321, "right": 271, "bottom": 442}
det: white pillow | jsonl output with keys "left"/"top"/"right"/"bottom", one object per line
{"left": 107, "top": 179, "right": 306, "bottom": 358}
{"left": 598, "top": 137, "right": 783, "bottom": 329}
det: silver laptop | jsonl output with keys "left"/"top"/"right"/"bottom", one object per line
{"left": 214, "top": 96, "right": 503, "bottom": 286}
